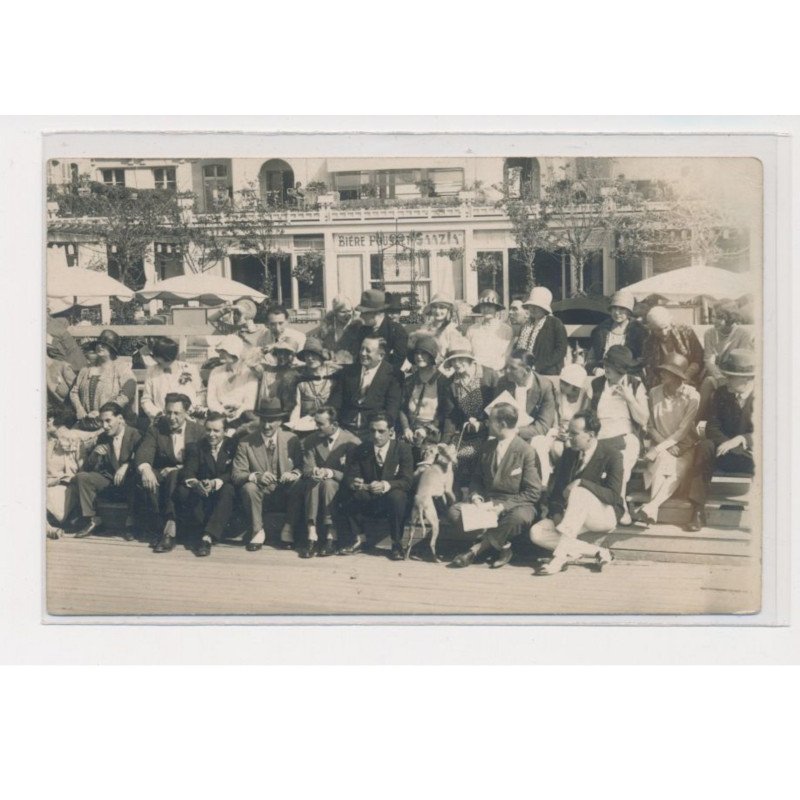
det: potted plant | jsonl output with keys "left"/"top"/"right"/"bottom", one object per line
{"left": 414, "top": 178, "right": 436, "bottom": 198}
{"left": 459, "top": 180, "right": 484, "bottom": 203}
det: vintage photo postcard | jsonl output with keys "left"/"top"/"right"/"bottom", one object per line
{"left": 42, "top": 137, "right": 767, "bottom": 617}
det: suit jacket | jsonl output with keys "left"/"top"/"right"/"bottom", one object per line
{"left": 329, "top": 360, "right": 403, "bottom": 429}
{"left": 706, "top": 386, "right": 755, "bottom": 451}
{"left": 517, "top": 315, "right": 568, "bottom": 375}
{"left": 494, "top": 374, "right": 557, "bottom": 439}
{"left": 547, "top": 440, "right": 624, "bottom": 521}
{"left": 342, "top": 439, "right": 414, "bottom": 494}
{"left": 181, "top": 437, "right": 238, "bottom": 484}
{"left": 134, "top": 418, "right": 204, "bottom": 471}
{"left": 82, "top": 425, "right": 142, "bottom": 481}
{"left": 588, "top": 318, "right": 648, "bottom": 372}
{"left": 231, "top": 428, "right": 303, "bottom": 486}
{"left": 356, "top": 317, "right": 408, "bottom": 369}
{"left": 469, "top": 436, "right": 542, "bottom": 512}
{"left": 302, "top": 427, "right": 361, "bottom": 482}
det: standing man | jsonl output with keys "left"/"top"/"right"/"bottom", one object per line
{"left": 135, "top": 393, "right": 204, "bottom": 553}
{"left": 176, "top": 412, "right": 239, "bottom": 557}
{"left": 329, "top": 336, "right": 403, "bottom": 439}
{"left": 73, "top": 402, "right": 142, "bottom": 540}
{"left": 353, "top": 289, "right": 408, "bottom": 369}
{"left": 685, "top": 349, "right": 755, "bottom": 532}
{"left": 232, "top": 398, "right": 305, "bottom": 552}
{"left": 448, "top": 403, "right": 542, "bottom": 569}
{"left": 530, "top": 410, "right": 621, "bottom": 575}
{"left": 516, "top": 287, "right": 569, "bottom": 381}
{"left": 297, "top": 406, "right": 361, "bottom": 558}
{"left": 336, "top": 412, "right": 414, "bottom": 560}
{"left": 642, "top": 306, "right": 704, "bottom": 389}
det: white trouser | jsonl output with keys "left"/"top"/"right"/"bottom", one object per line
{"left": 530, "top": 486, "right": 616, "bottom": 559}
{"left": 530, "top": 435, "right": 555, "bottom": 487}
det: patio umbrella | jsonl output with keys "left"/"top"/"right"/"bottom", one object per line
{"left": 137, "top": 273, "right": 266, "bottom": 305}
{"left": 47, "top": 265, "right": 135, "bottom": 306}
{"left": 623, "top": 266, "right": 752, "bottom": 301}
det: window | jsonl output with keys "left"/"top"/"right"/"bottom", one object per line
{"left": 202, "top": 163, "right": 231, "bottom": 210}
{"left": 154, "top": 243, "right": 183, "bottom": 280}
{"left": 333, "top": 172, "right": 362, "bottom": 200}
{"left": 101, "top": 169, "right": 125, "bottom": 187}
{"left": 51, "top": 243, "right": 79, "bottom": 267}
{"left": 203, "top": 164, "right": 228, "bottom": 179}
{"left": 69, "top": 164, "right": 79, "bottom": 185}
{"left": 153, "top": 167, "right": 177, "bottom": 191}
{"left": 428, "top": 168, "right": 464, "bottom": 196}
{"left": 369, "top": 251, "right": 432, "bottom": 306}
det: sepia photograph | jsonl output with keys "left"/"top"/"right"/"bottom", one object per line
{"left": 43, "top": 147, "right": 763, "bottom": 616}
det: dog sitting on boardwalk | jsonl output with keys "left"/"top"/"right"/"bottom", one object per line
{"left": 408, "top": 442, "right": 458, "bottom": 561}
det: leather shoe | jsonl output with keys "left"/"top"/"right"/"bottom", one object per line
{"left": 318, "top": 540, "right": 337, "bottom": 557}
{"left": 74, "top": 518, "right": 102, "bottom": 539}
{"left": 450, "top": 550, "right": 476, "bottom": 568}
{"left": 337, "top": 541, "right": 364, "bottom": 556}
{"left": 684, "top": 508, "right": 705, "bottom": 533}
{"left": 153, "top": 535, "right": 175, "bottom": 554}
{"left": 245, "top": 540, "right": 263, "bottom": 552}
{"left": 632, "top": 507, "right": 656, "bottom": 527}
{"left": 490, "top": 545, "right": 513, "bottom": 569}
{"left": 535, "top": 557, "right": 569, "bottom": 576}
{"left": 299, "top": 542, "right": 317, "bottom": 559}
{"left": 591, "top": 548, "right": 614, "bottom": 573}
{"left": 193, "top": 539, "right": 212, "bottom": 557}
{"left": 389, "top": 545, "right": 405, "bottom": 561}
{"left": 277, "top": 541, "right": 294, "bottom": 550}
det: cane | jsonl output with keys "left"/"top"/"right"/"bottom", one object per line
{"left": 455, "top": 420, "right": 469, "bottom": 453}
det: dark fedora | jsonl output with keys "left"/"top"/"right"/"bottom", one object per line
{"left": 151, "top": 336, "right": 179, "bottom": 363}
{"left": 657, "top": 353, "right": 690, "bottom": 382}
{"left": 719, "top": 349, "right": 755, "bottom": 378}
{"left": 256, "top": 397, "right": 288, "bottom": 421}
{"left": 95, "top": 329, "right": 121, "bottom": 356}
{"left": 297, "top": 337, "right": 330, "bottom": 362}
{"left": 356, "top": 289, "right": 387, "bottom": 313}
{"left": 603, "top": 344, "right": 636, "bottom": 373}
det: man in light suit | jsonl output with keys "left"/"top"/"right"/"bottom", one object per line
{"left": 329, "top": 336, "right": 403, "bottom": 440}
{"left": 232, "top": 398, "right": 305, "bottom": 552}
{"left": 73, "top": 402, "right": 142, "bottom": 540}
{"left": 296, "top": 405, "right": 361, "bottom": 558}
{"left": 176, "top": 412, "right": 239, "bottom": 557}
{"left": 336, "top": 412, "right": 414, "bottom": 560}
{"left": 448, "top": 403, "right": 542, "bottom": 568}
{"left": 135, "top": 392, "right": 205, "bottom": 552}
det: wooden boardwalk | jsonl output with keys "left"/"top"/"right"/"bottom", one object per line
{"left": 46, "top": 534, "right": 761, "bottom": 617}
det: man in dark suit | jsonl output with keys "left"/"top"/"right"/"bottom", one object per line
{"left": 686, "top": 349, "right": 755, "bottom": 532}
{"left": 353, "top": 289, "right": 408, "bottom": 369}
{"left": 176, "top": 412, "right": 239, "bottom": 557}
{"left": 296, "top": 405, "right": 361, "bottom": 558}
{"left": 449, "top": 403, "right": 542, "bottom": 568}
{"left": 73, "top": 402, "right": 142, "bottom": 540}
{"left": 135, "top": 392, "right": 204, "bottom": 552}
{"left": 232, "top": 398, "right": 305, "bottom": 552}
{"left": 336, "top": 412, "right": 414, "bottom": 560}
{"left": 530, "top": 410, "right": 622, "bottom": 575}
{"left": 329, "top": 335, "right": 403, "bottom": 439}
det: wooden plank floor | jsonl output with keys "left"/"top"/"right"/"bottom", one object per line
{"left": 46, "top": 535, "right": 761, "bottom": 617}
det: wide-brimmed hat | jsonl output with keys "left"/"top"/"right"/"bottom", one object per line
{"left": 522, "top": 287, "right": 553, "bottom": 315}
{"left": 472, "top": 289, "right": 504, "bottom": 313}
{"left": 410, "top": 334, "right": 439, "bottom": 363}
{"left": 297, "top": 337, "right": 329, "bottom": 362}
{"left": 215, "top": 334, "right": 244, "bottom": 360}
{"left": 719, "top": 349, "right": 755, "bottom": 378}
{"left": 94, "top": 329, "right": 121, "bottom": 356}
{"left": 256, "top": 398, "right": 289, "bottom": 421}
{"left": 424, "top": 293, "right": 455, "bottom": 315}
{"left": 657, "top": 353, "right": 690, "bottom": 382}
{"left": 608, "top": 290, "right": 635, "bottom": 314}
{"left": 356, "top": 289, "right": 387, "bottom": 313}
{"left": 560, "top": 363, "right": 588, "bottom": 389}
{"left": 441, "top": 347, "right": 476, "bottom": 368}
{"left": 267, "top": 336, "right": 298, "bottom": 355}
{"left": 151, "top": 336, "right": 179, "bottom": 363}
{"left": 603, "top": 344, "right": 636, "bottom": 373}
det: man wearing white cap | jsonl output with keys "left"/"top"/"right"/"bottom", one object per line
{"left": 206, "top": 334, "right": 260, "bottom": 431}
{"left": 515, "top": 286, "right": 569, "bottom": 384}
{"left": 642, "top": 306, "right": 704, "bottom": 390}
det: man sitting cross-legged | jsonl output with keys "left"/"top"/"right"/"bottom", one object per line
{"left": 530, "top": 410, "right": 622, "bottom": 575}
{"left": 232, "top": 398, "right": 305, "bottom": 552}
{"left": 135, "top": 392, "right": 204, "bottom": 553}
{"left": 448, "top": 402, "right": 542, "bottom": 569}
{"left": 296, "top": 405, "right": 361, "bottom": 559}
{"left": 175, "top": 412, "right": 239, "bottom": 558}
{"left": 73, "top": 402, "right": 141, "bottom": 540}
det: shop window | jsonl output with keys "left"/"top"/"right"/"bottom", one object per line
{"left": 153, "top": 167, "right": 177, "bottom": 192}
{"left": 101, "top": 169, "right": 125, "bottom": 187}
{"left": 369, "top": 252, "right": 431, "bottom": 307}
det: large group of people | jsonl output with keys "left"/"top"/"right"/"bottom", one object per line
{"left": 45, "top": 286, "right": 756, "bottom": 575}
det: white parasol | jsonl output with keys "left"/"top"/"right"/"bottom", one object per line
{"left": 623, "top": 266, "right": 752, "bottom": 301}
{"left": 137, "top": 273, "right": 266, "bottom": 305}
{"left": 47, "top": 265, "right": 135, "bottom": 306}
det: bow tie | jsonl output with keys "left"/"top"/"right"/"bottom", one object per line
{"left": 324, "top": 436, "right": 335, "bottom": 446}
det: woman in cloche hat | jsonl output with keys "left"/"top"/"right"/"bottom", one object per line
{"left": 289, "top": 338, "right": 336, "bottom": 432}
{"left": 515, "top": 286, "right": 569, "bottom": 380}
{"left": 140, "top": 337, "right": 202, "bottom": 423}
{"left": 632, "top": 353, "right": 700, "bottom": 526}
{"left": 69, "top": 329, "right": 137, "bottom": 430}
{"left": 586, "top": 290, "right": 647, "bottom": 376}
{"left": 466, "top": 289, "right": 513, "bottom": 388}
{"left": 398, "top": 334, "right": 446, "bottom": 446}
{"left": 410, "top": 293, "right": 462, "bottom": 362}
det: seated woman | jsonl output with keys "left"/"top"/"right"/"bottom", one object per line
{"left": 586, "top": 290, "right": 647, "bottom": 375}
{"left": 140, "top": 336, "right": 203, "bottom": 424}
{"left": 398, "top": 335, "right": 444, "bottom": 447}
{"left": 439, "top": 345, "right": 491, "bottom": 491}
{"left": 69, "top": 330, "right": 137, "bottom": 430}
{"left": 633, "top": 354, "right": 700, "bottom": 526}
{"left": 205, "top": 334, "right": 260, "bottom": 435}
{"left": 585, "top": 345, "right": 650, "bottom": 525}
{"left": 289, "top": 338, "right": 336, "bottom": 433}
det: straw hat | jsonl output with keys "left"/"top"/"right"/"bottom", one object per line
{"left": 472, "top": 289, "right": 504, "bottom": 313}
{"left": 719, "top": 349, "right": 755, "bottom": 378}
{"left": 423, "top": 294, "right": 455, "bottom": 315}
